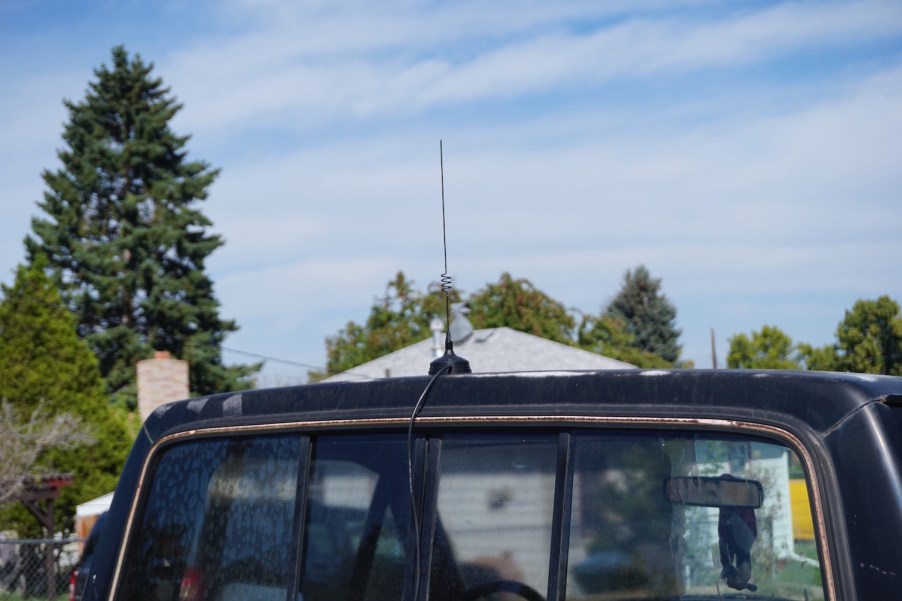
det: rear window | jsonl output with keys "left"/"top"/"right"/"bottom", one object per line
{"left": 429, "top": 435, "right": 558, "bottom": 601}
{"left": 117, "top": 435, "right": 303, "bottom": 601}
{"left": 116, "top": 428, "right": 826, "bottom": 601}
{"left": 301, "top": 435, "right": 410, "bottom": 601}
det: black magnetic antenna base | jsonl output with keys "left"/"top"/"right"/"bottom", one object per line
{"left": 429, "top": 347, "right": 471, "bottom": 375}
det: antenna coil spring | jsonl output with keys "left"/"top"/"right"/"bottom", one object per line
{"left": 440, "top": 272, "right": 454, "bottom": 296}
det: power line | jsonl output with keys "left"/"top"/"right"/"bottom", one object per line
{"left": 7, "top": 288, "right": 902, "bottom": 376}
{"left": 0, "top": 289, "right": 331, "bottom": 373}
{"left": 220, "top": 347, "right": 323, "bottom": 372}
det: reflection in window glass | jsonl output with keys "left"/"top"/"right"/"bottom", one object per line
{"left": 568, "top": 435, "right": 680, "bottom": 599}
{"left": 117, "top": 435, "right": 302, "bottom": 601}
{"left": 429, "top": 436, "right": 557, "bottom": 601}
{"left": 566, "top": 433, "right": 826, "bottom": 601}
{"left": 301, "top": 436, "right": 409, "bottom": 601}
{"left": 118, "top": 428, "right": 826, "bottom": 601}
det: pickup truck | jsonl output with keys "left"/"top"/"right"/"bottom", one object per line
{"left": 83, "top": 369, "right": 901, "bottom": 601}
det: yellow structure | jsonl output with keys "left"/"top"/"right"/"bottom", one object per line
{"left": 789, "top": 479, "right": 815, "bottom": 540}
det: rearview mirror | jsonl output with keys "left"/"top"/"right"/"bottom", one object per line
{"left": 664, "top": 476, "right": 764, "bottom": 508}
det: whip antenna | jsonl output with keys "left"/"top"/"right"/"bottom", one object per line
{"left": 429, "top": 140, "right": 470, "bottom": 375}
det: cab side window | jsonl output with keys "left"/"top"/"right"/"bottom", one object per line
{"left": 566, "top": 434, "right": 826, "bottom": 601}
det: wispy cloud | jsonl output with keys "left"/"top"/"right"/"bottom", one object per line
{"left": 1, "top": 0, "right": 900, "bottom": 372}
{"left": 163, "top": 0, "right": 902, "bottom": 135}
{"left": 199, "top": 55, "right": 902, "bottom": 366}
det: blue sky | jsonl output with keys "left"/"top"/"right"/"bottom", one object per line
{"left": 1, "top": 0, "right": 901, "bottom": 384}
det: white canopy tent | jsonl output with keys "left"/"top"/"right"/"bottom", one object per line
{"left": 76, "top": 492, "right": 114, "bottom": 518}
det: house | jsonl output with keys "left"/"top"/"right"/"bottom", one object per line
{"left": 325, "top": 320, "right": 634, "bottom": 382}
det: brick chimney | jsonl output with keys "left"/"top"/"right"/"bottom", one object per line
{"left": 137, "top": 351, "right": 189, "bottom": 420}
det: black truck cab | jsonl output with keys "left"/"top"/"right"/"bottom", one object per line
{"left": 85, "top": 369, "right": 902, "bottom": 601}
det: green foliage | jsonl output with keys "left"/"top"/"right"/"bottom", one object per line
{"left": 312, "top": 272, "right": 457, "bottom": 379}
{"left": 727, "top": 325, "right": 801, "bottom": 370}
{"left": 468, "top": 272, "right": 575, "bottom": 344}
{"left": 577, "top": 314, "right": 671, "bottom": 368}
{"left": 796, "top": 343, "right": 839, "bottom": 372}
{"left": 25, "top": 46, "right": 255, "bottom": 406}
{"left": 0, "top": 262, "right": 132, "bottom": 534}
{"left": 316, "top": 269, "right": 690, "bottom": 377}
{"left": 734, "top": 296, "right": 902, "bottom": 374}
{"left": 833, "top": 296, "right": 902, "bottom": 375}
{"left": 604, "top": 265, "right": 682, "bottom": 364}
{"left": 315, "top": 271, "right": 578, "bottom": 378}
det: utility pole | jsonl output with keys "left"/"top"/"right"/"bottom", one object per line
{"left": 710, "top": 328, "right": 718, "bottom": 369}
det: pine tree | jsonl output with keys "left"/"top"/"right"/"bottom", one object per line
{"left": 25, "top": 46, "right": 255, "bottom": 407}
{"left": 604, "top": 265, "right": 682, "bottom": 364}
{"left": 0, "top": 262, "right": 132, "bottom": 533}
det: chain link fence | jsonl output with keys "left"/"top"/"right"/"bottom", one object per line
{"left": 0, "top": 537, "right": 81, "bottom": 601}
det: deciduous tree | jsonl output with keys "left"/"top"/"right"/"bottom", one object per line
{"left": 0, "top": 402, "right": 92, "bottom": 507}
{"left": 315, "top": 272, "right": 578, "bottom": 378}
{"left": 797, "top": 343, "right": 839, "bottom": 372}
{"left": 833, "top": 296, "right": 902, "bottom": 375}
{"left": 735, "top": 296, "right": 902, "bottom": 374}
{"left": 25, "top": 46, "right": 254, "bottom": 408}
{"left": 578, "top": 314, "right": 671, "bottom": 368}
{"left": 468, "top": 272, "right": 575, "bottom": 345}
{"left": 313, "top": 272, "right": 457, "bottom": 379}
{"left": 727, "top": 325, "right": 800, "bottom": 370}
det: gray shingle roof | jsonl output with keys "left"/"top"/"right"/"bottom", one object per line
{"left": 324, "top": 327, "right": 635, "bottom": 382}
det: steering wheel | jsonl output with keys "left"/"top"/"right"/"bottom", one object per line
{"left": 463, "top": 580, "right": 546, "bottom": 601}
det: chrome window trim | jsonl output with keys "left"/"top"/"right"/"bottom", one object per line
{"left": 108, "top": 415, "right": 835, "bottom": 601}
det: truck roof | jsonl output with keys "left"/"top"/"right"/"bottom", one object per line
{"left": 141, "top": 369, "right": 902, "bottom": 443}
